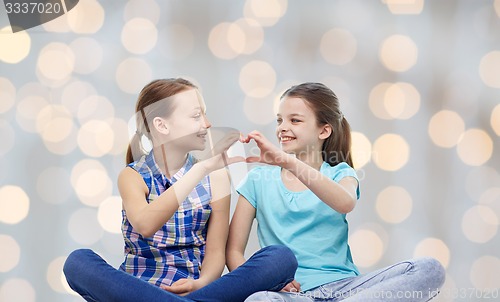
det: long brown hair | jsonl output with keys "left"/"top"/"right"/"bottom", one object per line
{"left": 125, "top": 78, "right": 197, "bottom": 164}
{"left": 280, "top": 82, "right": 353, "bottom": 168}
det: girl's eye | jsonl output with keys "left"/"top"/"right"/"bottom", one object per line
{"left": 291, "top": 119, "right": 301, "bottom": 123}
{"left": 193, "top": 113, "right": 201, "bottom": 119}
{"left": 276, "top": 118, "right": 282, "bottom": 124}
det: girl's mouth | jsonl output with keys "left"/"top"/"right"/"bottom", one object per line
{"left": 280, "top": 136, "right": 296, "bottom": 143}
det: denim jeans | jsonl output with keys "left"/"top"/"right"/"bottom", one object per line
{"left": 245, "top": 257, "right": 446, "bottom": 302}
{"left": 63, "top": 245, "right": 297, "bottom": 302}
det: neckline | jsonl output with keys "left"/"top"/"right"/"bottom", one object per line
{"left": 277, "top": 162, "right": 327, "bottom": 194}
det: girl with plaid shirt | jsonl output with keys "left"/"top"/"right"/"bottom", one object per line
{"left": 64, "top": 78, "right": 297, "bottom": 302}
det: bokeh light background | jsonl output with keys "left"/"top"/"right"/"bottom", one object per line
{"left": 1, "top": 0, "right": 500, "bottom": 301}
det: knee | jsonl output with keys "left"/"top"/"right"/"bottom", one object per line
{"left": 261, "top": 245, "right": 298, "bottom": 273}
{"left": 63, "top": 249, "right": 94, "bottom": 277}
{"left": 416, "top": 257, "right": 446, "bottom": 289}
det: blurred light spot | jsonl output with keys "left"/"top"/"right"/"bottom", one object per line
{"left": 43, "top": 127, "right": 78, "bottom": 155}
{"left": 376, "top": 186, "right": 413, "bottom": 224}
{"left": 372, "top": 134, "right": 409, "bottom": 171}
{"left": 37, "top": 167, "right": 71, "bottom": 205}
{"left": 413, "top": 238, "right": 450, "bottom": 269}
{"left": 479, "top": 188, "right": 500, "bottom": 216}
{"left": 383, "top": 82, "right": 420, "bottom": 119}
{"left": 47, "top": 257, "right": 69, "bottom": 293}
{"left": 208, "top": 22, "right": 241, "bottom": 60}
{"left": 36, "top": 105, "right": 74, "bottom": 143}
{"left": 122, "top": 18, "right": 158, "bottom": 54}
{"left": 67, "top": 0, "right": 105, "bottom": 34}
{"left": 383, "top": 0, "right": 424, "bottom": 14}
{"left": 349, "top": 229, "right": 384, "bottom": 268}
{"left": 77, "top": 95, "right": 115, "bottom": 125}
{"left": 496, "top": 0, "right": 500, "bottom": 17}
{"left": 369, "top": 82, "right": 393, "bottom": 120}
{"left": 235, "top": 18, "right": 264, "bottom": 54}
{"left": 77, "top": 120, "right": 115, "bottom": 157}
{"left": 71, "top": 160, "right": 113, "bottom": 207}
{"left": 61, "top": 80, "right": 98, "bottom": 115}
{"left": 239, "top": 60, "right": 276, "bottom": 98}
{"left": 379, "top": 35, "right": 418, "bottom": 72}
{"left": 37, "top": 43, "right": 75, "bottom": 82}
{"left": 0, "top": 185, "right": 30, "bottom": 224}
{"left": 42, "top": 10, "right": 71, "bottom": 32}
{"left": 479, "top": 51, "right": 500, "bottom": 88}
{"left": 68, "top": 208, "right": 104, "bottom": 245}
{"left": 456, "top": 128, "right": 493, "bottom": 166}
{"left": 244, "top": 0, "right": 287, "bottom": 27}
{"left": 428, "top": 110, "right": 465, "bottom": 148}
{"left": 116, "top": 58, "right": 153, "bottom": 94}
{"left": 351, "top": 131, "right": 371, "bottom": 169}
{"left": 462, "top": 205, "right": 498, "bottom": 243}
{"left": 16, "top": 95, "right": 49, "bottom": 133}
{"left": 159, "top": 25, "right": 194, "bottom": 60}
{"left": 0, "top": 235, "right": 20, "bottom": 272}
{"left": 470, "top": 256, "right": 500, "bottom": 290}
{"left": 0, "top": 119, "right": 15, "bottom": 156}
{"left": 0, "top": 26, "right": 31, "bottom": 64}
{"left": 110, "top": 118, "right": 133, "bottom": 155}
{"left": 124, "top": 0, "right": 160, "bottom": 24}
{"left": 491, "top": 104, "right": 500, "bottom": 136}
{"left": 70, "top": 37, "right": 103, "bottom": 74}
{"left": 98, "top": 196, "right": 122, "bottom": 234}
{"left": 465, "top": 166, "right": 500, "bottom": 202}
{"left": 0, "top": 77, "right": 16, "bottom": 113}
{"left": 320, "top": 28, "right": 357, "bottom": 65}
{"left": 0, "top": 279, "right": 35, "bottom": 302}
{"left": 243, "top": 96, "right": 277, "bottom": 125}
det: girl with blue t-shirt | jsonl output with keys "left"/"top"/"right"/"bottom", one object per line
{"left": 63, "top": 78, "right": 297, "bottom": 302}
{"left": 226, "top": 82, "right": 445, "bottom": 301}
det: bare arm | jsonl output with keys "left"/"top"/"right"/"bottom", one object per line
{"left": 197, "top": 168, "right": 231, "bottom": 286}
{"left": 225, "top": 195, "right": 256, "bottom": 271}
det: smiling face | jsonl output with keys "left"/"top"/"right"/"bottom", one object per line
{"left": 276, "top": 96, "right": 330, "bottom": 156}
{"left": 153, "top": 88, "right": 212, "bottom": 152}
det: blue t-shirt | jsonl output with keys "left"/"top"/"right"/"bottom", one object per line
{"left": 236, "top": 162, "right": 360, "bottom": 291}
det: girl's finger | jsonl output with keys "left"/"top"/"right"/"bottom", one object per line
{"left": 245, "top": 156, "right": 261, "bottom": 163}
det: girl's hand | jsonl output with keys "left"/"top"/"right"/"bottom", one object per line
{"left": 241, "top": 131, "right": 292, "bottom": 167}
{"left": 201, "top": 131, "right": 245, "bottom": 173}
{"left": 161, "top": 278, "right": 201, "bottom": 296}
{"left": 280, "top": 280, "right": 301, "bottom": 293}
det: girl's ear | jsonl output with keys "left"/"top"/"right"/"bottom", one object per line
{"left": 318, "top": 124, "right": 332, "bottom": 140}
{"left": 153, "top": 117, "right": 169, "bottom": 135}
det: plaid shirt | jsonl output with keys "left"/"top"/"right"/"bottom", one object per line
{"left": 119, "top": 151, "right": 212, "bottom": 286}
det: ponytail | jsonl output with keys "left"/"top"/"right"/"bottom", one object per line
{"left": 126, "top": 131, "right": 146, "bottom": 165}
{"left": 322, "top": 116, "right": 353, "bottom": 168}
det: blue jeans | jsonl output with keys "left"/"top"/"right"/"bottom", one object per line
{"left": 245, "top": 257, "right": 445, "bottom": 302}
{"left": 63, "top": 245, "right": 297, "bottom": 302}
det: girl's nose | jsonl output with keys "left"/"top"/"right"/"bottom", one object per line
{"left": 277, "top": 122, "right": 288, "bottom": 132}
{"left": 203, "top": 115, "right": 212, "bottom": 129}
